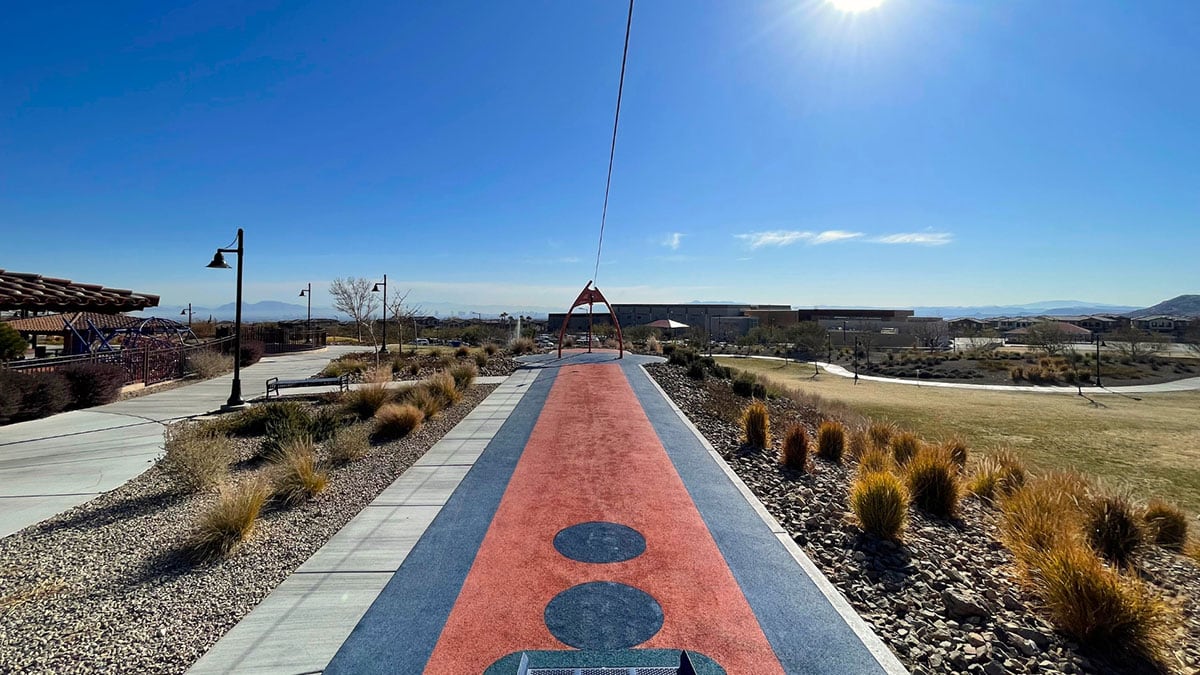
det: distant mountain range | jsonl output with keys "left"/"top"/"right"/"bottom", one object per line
{"left": 135, "top": 300, "right": 558, "bottom": 322}
{"left": 1126, "top": 294, "right": 1200, "bottom": 318}
{"left": 912, "top": 301, "right": 1141, "bottom": 319}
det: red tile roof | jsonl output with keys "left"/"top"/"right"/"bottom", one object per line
{"left": 0, "top": 269, "right": 159, "bottom": 313}
{"left": 4, "top": 312, "right": 143, "bottom": 334}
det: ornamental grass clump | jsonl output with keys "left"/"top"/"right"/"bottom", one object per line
{"left": 187, "top": 350, "right": 233, "bottom": 378}
{"left": 373, "top": 403, "right": 424, "bottom": 441}
{"left": 856, "top": 446, "right": 894, "bottom": 475}
{"left": 888, "top": 431, "right": 922, "bottom": 465}
{"left": 427, "top": 371, "right": 462, "bottom": 407}
{"left": 508, "top": 337, "right": 535, "bottom": 355}
{"left": 1086, "top": 493, "right": 1144, "bottom": 567}
{"left": 740, "top": 400, "right": 770, "bottom": 450}
{"left": 1000, "top": 478, "right": 1087, "bottom": 562}
{"left": 780, "top": 424, "right": 810, "bottom": 472}
{"left": 163, "top": 423, "right": 236, "bottom": 493}
{"left": 849, "top": 470, "right": 908, "bottom": 540}
{"left": 191, "top": 479, "right": 268, "bottom": 561}
{"left": 473, "top": 351, "right": 489, "bottom": 368}
{"left": 327, "top": 423, "right": 370, "bottom": 465}
{"left": 815, "top": 420, "right": 846, "bottom": 463}
{"left": 942, "top": 437, "right": 969, "bottom": 469}
{"left": 449, "top": 362, "right": 478, "bottom": 390}
{"left": 866, "top": 421, "right": 897, "bottom": 451}
{"left": 846, "top": 428, "right": 870, "bottom": 462}
{"left": 270, "top": 437, "right": 327, "bottom": 508}
{"left": 967, "top": 457, "right": 1003, "bottom": 505}
{"left": 904, "top": 446, "right": 961, "bottom": 518}
{"left": 261, "top": 402, "right": 317, "bottom": 460}
{"left": 1017, "top": 542, "right": 1170, "bottom": 666}
{"left": 343, "top": 383, "right": 393, "bottom": 420}
{"left": 1142, "top": 499, "right": 1188, "bottom": 551}
{"left": 405, "top": 385, "right": 444, "bottom": 419}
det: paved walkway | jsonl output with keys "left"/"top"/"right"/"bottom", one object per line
{"left": 192, "top": 351, "right": 907, "bottom": 674}
{"left": 731, "top": 355, "right": 1200, "bottom": 395}
{"left": 0, "top": 346, "right": 362, "bottom": 539}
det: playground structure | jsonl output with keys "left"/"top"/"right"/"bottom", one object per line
{"left": 556, "top": 282, "right": 624, "bottom": 359}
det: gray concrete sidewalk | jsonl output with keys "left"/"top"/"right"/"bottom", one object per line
{"left": 734, "top": 355, "right": 1200, "bottom": 394}
{"left": 0, "top": 346, "right": 361, "bottom": 539}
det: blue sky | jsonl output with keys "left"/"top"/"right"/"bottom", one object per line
{"left": 2, "top": 0, "right": 1197, "bottom": 313}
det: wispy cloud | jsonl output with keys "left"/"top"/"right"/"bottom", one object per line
{"left": 872, "top": 232, "right": 953, "bottom": 246}
{"left": 735, "top": 229, "right": 863, "bottom": 248}
{"left": 812, "top": 230, "right": 864, "bottom": 244}
{"left": 661, "top": 232, "right": 685, "bottom": 250}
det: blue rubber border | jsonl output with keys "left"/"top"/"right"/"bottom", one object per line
{"left": 324, "top": 367, "right": 559, "bottom": 674}
{"left": 622, "top": 361, "right": 890, "bottom": 674}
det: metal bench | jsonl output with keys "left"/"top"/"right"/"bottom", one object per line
{"left": 265, "top": 373, "right": 350, "bottom": 399}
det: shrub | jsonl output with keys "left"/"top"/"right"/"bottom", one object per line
{"left": 888, "top": 431, "right": 921, "bottom": 465}
{"left": 815, "top": 420, "right": 846, "bottom": 463}
{"left": 0, "top": 370, "right": 21, "bottom": 423}
{"left": 428, "top": 347, "right": 442, "bottom": 359}
{"left": 732, "top": 371, "right": 756, "bottom": 397}
{"left": 1019, "top": 542, "right": 1169, "bottom": 664}
{"left": 0, "top": 322, "right": 26, "bottom": 361}
{"left": 1142, "top": 499, "right": 1188, "bottom": 551}
{"left": 850, "top": 471, "right": 908, "bottom": 539}
{"left": 191, "top": 479, "right": 268, "bottom": 561}
{"left": 15, "top": 371, "right": 71, "bottom": 422}
{"left": 239, "top": 339, "right": 265, "bottom": 367}
{"left": 271, "top": 439, "right": 327, "bottom": 507}
{"left": 686, "top": 361, "right": 706, "bottom": 380}
{"left": 484, "top": 343, "right": 499, "bottom": 356}
{"left": 857, "top": 446, "right": 894, "bottom": 474}
{"left": 1086, "top": 494, "right": 1144, "bottom": 566}
{"left": 343, "top": 383, "right": 392, "bottom": 420}
{"left": 309, "top": 405, "right": 346, "bottom": 442}
{"left": 260, "top": 402, "right": 317, "bottom": 459}
{"left": 60, "top": 363, "right": 126, "bottom": 409}
{"left": 866, "top": 421, "right": 896, "bottom": 451}
{"left": 740, "top": 401, "right": 770, "bottom": 450}
{"left": 449, "top": 363, "right": 478, "bottom": 390}
{"left": 473, "top": 351, "right": 488, "bottom": 368}
{"left": 645, "top": 336, "right": 662, "bottom": 355}
{"left": 328, "top": 423, "right": 370, "bottom": 465}
{"left": 904, "top": 446, "right": 961, "bottom": 518}
{"left": 373, "top": 403, "right": 424, "bottom": 441}
{"left": 508, "top": 337, "right": 535, "bottom": 355}
{"left": 321, "top": 358, "right": 367, "bottom": 378}
{"left": 404, "top": 385, "right": 444, "bottom": 418}
{"left": 780, "top": 424, "right": 810, "bottom": 471}
{"left": 942, "top": 437, "right": 969, "bottom": 469}
{"left": 455, "top": 345, "right": 471, "bottom": 359}
{"left": 407, "top": 362, "right": 421, "bottom": 377}
{"left": 162, "top": 423, "right": 236, "bottom": 493}
{"left": 426, "top": 371, "right": 462, "bottom": 407}
{"left": 188, "top": 350, "right": 233, "bottom": 378}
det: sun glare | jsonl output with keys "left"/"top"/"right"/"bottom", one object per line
{"left": 828, "top": 0, "right": 885, "bottom": 12}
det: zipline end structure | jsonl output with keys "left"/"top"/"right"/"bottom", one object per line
{"left": 556, "top": 281, "right": 624, "bottom": 359}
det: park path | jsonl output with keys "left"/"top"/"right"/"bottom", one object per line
{"left": 735, "top": 356, "right": 1200, "bottom": 395}
{"left": 0, "top": 346, "right": 362, "bottom": 539}
{"left": 193, "top": 350, "right": 907, "bottom": 674}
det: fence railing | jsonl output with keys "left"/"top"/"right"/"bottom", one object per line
{"left": 6, "top": 337, "right": 237, "bottom": 387}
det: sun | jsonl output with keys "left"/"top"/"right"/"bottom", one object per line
{"left": 827, "top": 0, "right": 885, "bottom": 12}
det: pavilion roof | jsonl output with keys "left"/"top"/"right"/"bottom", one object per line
{"left": 0, "top": 269, "right": 159, "bottom": 313}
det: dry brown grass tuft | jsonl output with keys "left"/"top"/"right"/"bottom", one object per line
{"left": 741, "top": 400, "right": 770, "bottom": 450}
{"left": 846, "top": 427, "right": 870, "bottom": 462}
{"left": 967, "top": 457, "right": 1004, "bottom": 505}
{"left": 426, "top": 371, "right": 462, "bottom": 408}
{"left": 942, "top": 436, "right": 969, "bottom": 469}
{"left": 187, "top": 350, "right": 233, "bottom": 378}
{"left": 343, "top": 383, "right": 393, "bottom": 420}
{"left": 780, "top": 424, "right": 810, "bottom": 472}
{"left": 449, "top": 362, "right": 478, "bottom": 390}
{"left": 1085, "top": 493, "right": 1144, "bottom": 567}
{"left": 1000, "top": 478, "right": 1087, "bottom": 562}
{"left": 867, "top": 420, "right": 897, "bottom": 451}
{"left": 373, "top": 403, "right": 424, "bottom": 441}
{"left": 191, "top": 479, "right": 268, "bottom": 561}
{"left": 905, "top": 445, "right": 961, "bottom": 518}
{"left": 815, "top": 420, "right": 847, "bottom": 463}
{"left": 1142, "top": 499, "right": 1189, "bottom": 551}
{"left": 889, "top": 431, "right": 922, "bottom": 465}
{"left": 327, "top": 423, "right": 371, "bottom": 465}
{"left": 271, "top": 439, "right": 327, "bottom": 507}
{"left": 850, "top": 470, "right": 908, "bottom": 540}
{"left": 162, "top": 423, "right": 236, "bottom": 493}
{"left": 1017, "top": 542, "right": 1171, "bottom": 666}
{"left": 857, "top": 446, "right": 894, "bottom": 475}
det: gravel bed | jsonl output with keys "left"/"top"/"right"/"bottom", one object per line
{"left": 646, "top": 363, "right": 1200, "bottom": 675}
{"left": 331, "top": 350, "right": 520, "bottom": 382}
{"left": 0, "top": 383, "right": 497, "bottom": 674}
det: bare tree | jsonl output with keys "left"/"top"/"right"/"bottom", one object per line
{"left": 786, "top": 321, "right": 828, "bottom": 377}
{"left": 1025, "top": 320, "right": 1068, "bottom": 356}
{"left": 329, "top": 277, "right": 379, "bottom": 347}
{"left": 386, "top": 289, "right": 422, "bottom": 353}
{"left": 1183, "top": 321, "right": 1200, "bottom": 358}
{"left": 910, "top": 320, "right": 948, "bottom": 352}
{"left": 1111, "top": 326, "right": 1168, "bottom": 362}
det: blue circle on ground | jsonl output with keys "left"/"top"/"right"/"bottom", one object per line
{"left": 544, "top": 581, "right": 664, "bottom": 650}
{"left": 553, "top": 521, "right": 646, "bottom": 564}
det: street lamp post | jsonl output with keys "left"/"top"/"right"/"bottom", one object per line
{"left": 299, "top": 283, "right": 312, "bottom": 345}
{"left": 206, "top": 228, "right": 246, "bottom": 410}
{"left": 853, "top": 336, "right": 860, "bottom": 385}
{"left": 372, "top": 275, "right": 388, "bottom": 355}
{"left": 179, "top": 303, "right": 193, "bottom": 328}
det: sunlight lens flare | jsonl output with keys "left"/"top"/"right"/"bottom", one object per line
{"left": 828, "top": 0, "right": 885, "bottom": 12}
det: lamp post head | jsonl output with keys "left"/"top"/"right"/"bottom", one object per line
{"left": 371, "top": 283, "right": 383, "bottom": 293}
{"left": 299, "top": 289, "right": 308, "bottom": 297}
{"left": 180, "top": 309, "right": 187, "bottom": 316}
{"left": 206, "top": 251, "right": 232, "bottom": 269}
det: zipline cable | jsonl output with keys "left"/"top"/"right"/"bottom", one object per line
{"left": 592, "top": 0, "right": 634, "bottom": 287}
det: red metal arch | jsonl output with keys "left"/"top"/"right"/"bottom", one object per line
{"left": 556, "top": 281, "right": 624, "bottom": 359}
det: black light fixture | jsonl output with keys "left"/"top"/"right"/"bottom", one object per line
{"left": 371, "top": 274, "right": 388, "bottom": 354}
{"left": 207, "top": 229, "right": 246, "bottom": 410}
{"left": 299, "top": 283, "right": 312, "bottom": 345}
{"left": 180, "top": 303, "right": 193, "bottom": 328}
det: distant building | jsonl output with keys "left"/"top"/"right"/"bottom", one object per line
{"left": 1004, "top": 322, "right": 1093, "bottom": 344}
